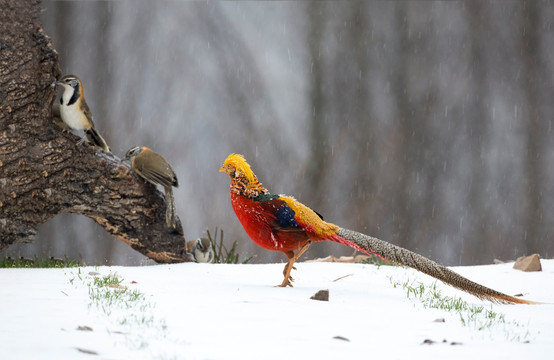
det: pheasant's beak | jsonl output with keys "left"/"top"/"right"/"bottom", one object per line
{"left": 219, "top": 166, "right": 225, "bottom": 173}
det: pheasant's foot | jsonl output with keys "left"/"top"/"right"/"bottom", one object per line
{"left": 277, "top": 264, "right": 294, "bottom": 287}
{"left": 278, "top": 242, "right": 311, "bottom": 288}
{"left": 277, "top": 275, "right": 294, "bottom": 287}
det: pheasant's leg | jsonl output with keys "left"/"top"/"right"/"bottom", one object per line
{"left": 281, "top": 251, "right": 295, "bottom": 286}
{"left": 279, "top": 241, "right": 311, "bottom": 287}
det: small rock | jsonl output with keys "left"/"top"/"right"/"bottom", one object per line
{"left": 422, "top": 339, "right": 435, "bottom": 345}
{"left": 310, "top": 289, "right": 329, "bottom": 301}
{"left": 450, "top": 341, "right": 463, "bottom": 346}
{"left": 513, "top": 254, "right": 542, "bottom": 272}
{"left": 433, "top": 318, "right": 445, "bottom": 323}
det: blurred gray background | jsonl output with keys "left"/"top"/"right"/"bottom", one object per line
{"left": 4, "top": 1, "right": 554, "bottom": 266}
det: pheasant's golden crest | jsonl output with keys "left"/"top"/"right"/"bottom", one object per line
{"left": 220, "top": 154, "right": 255, "bottom": 183}
{"left": 220, "top": 153, "right": 267, "bottom": 197}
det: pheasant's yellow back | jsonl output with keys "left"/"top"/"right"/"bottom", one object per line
{"left": 280, "top": 196, "right": 339, "bottom": 238}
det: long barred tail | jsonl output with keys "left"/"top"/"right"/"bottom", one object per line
{"left": 334, "top": 227, "right": 539, "bottom": 305}
{"left": 85, "top": 127, "right": 110, "bottom": 152}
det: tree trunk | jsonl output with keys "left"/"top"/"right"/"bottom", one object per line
{"left": 0, "top": 0, "right": 189, "bottom": 263}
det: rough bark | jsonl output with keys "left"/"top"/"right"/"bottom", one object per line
{"left": 0, "top": 0, "right": 188, "bottom": 263}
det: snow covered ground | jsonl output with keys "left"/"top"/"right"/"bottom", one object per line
{"left": 1, "top": 260, "right": 553, "bottom": 359}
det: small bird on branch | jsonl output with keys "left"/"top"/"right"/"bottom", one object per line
{"left": 125, "top": 146, "right": 179, "bottom": 230}
{"left": 55, "top": 75, "right": 110, "bottom": 152}
{"left": 220, "top": 153, "right": 539, "bottom": 304}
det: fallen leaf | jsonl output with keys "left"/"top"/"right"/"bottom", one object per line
{"left": 332, "top": 274, "right": 353, "bottom": 282}
{"left": 76, "top": 348, "right": 98, "bottom": 355}
{"left": 76, "top": 326, "right": 93, "bottom": 331}
{"left": 333, "top": 336, "right": 350, "bottom": 342}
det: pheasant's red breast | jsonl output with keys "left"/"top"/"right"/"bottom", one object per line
{"left": 230, "top": 192, "right": 312, "bottom": 253}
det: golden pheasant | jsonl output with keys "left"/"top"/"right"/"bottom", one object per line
{"left": 220, "top": 153, "right": 538, "bottom": 304}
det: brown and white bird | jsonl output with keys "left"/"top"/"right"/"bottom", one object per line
{"left": 56, "top": 75, "right": 110, "bottom": 152}
{"left": 125, "top": 146, "right": 179, "bottom": 230}
{"left": 187, "top": 237, "right": 215, "bottom": 263}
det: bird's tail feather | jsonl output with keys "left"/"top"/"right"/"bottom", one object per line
{"left": 165, "top": 187, "right": 177, "bottom": 230}
{"left": 333, "top": 227, "right": 540, "bottom": 305}
{"left": 85, "top": 128, "right": 110, "bottom": 152}
{"left": 329, "top": 233, "right": 388, "bottom": 262}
